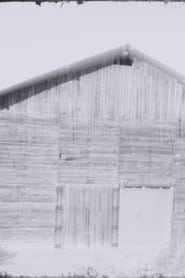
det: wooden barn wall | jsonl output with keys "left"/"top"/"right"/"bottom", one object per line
{"left": 58, "top": 119, "right": 119, "bottom": 185}
{"left": 1, "top": 58, "right": 185, "bottom": 122}
{"left": 118, "top": 121, "right": 176, "bottom": 188}
{"left": 0, "top": 112, "right": 58, "bottom": 243}
{"left": 118, "top": 120, "right": 185, "bottom": 248}
{"left": 0, "top": 111, "right": 185, "bottom": 246}
{"left": 0, "top": 113, "right": 121, "bottom": 245}
{"left": 55, "top": 119, "right": 120, "bottom": 247}
{"left": 0, "top": 58, "right": 185, "bottom": 247}
{"left": 54, "top": 119, "right": 185, "bottom": 248}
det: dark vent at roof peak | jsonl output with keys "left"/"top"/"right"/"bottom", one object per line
{"left": 113, "top": 56, "right": 133, "bottom": 66}
{"left": 0, "top": 44, "right": 185, "bottom": 98}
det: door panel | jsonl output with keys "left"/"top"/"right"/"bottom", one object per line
{"left": 119, "top": 187, "right": 174, "bottom": 248}
{"left": 55, "top": 185, "right": 119, "bottom": 247}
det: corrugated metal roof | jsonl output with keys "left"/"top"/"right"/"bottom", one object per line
{"left": 0, "top": 44, "right": 184, "bottom": 98}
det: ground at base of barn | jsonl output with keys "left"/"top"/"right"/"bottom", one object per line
{"left": 0, "top": 243, "right": 184, "bottom": 277}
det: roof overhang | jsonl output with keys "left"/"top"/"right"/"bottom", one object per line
{"left": 0, "top": 44, "right": 185, "bottom": 98}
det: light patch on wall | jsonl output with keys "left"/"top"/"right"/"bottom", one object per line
{"left": 118, "top": 187, "right": 174, "bottom": 249}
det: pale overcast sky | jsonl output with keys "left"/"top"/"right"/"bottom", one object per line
{"left": 0, "top": 2, "right": 185, "bottom": 90}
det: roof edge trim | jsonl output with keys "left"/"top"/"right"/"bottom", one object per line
{"left": 0, "top": 45, "right": 129, "bottom": 97}
{"left": 0, "top": 44, "right": 185, "bottom": 98}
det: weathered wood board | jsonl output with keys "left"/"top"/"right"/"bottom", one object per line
{"left": 0, "top": 113, "right": 58, "bottom": 243}
{"left": 55, "top": 185, "right": 117, "bottom": 248}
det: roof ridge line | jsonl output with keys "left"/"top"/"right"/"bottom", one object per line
{"left": 0, "top": 44, "right": 185, "bottom": 98}
{"left": 0, "top": 45, "right": 126, "bottom": 97}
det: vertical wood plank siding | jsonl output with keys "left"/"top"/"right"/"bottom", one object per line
{"left": 2, "top": 59, "right": 185, "bottom": 122}
{"left": 55, "top": 185, "right": 117, "bottom": 247}
{"left": 0, "top": 57, "right": 185, "bottom": 247}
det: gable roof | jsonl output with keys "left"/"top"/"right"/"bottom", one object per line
{"left": 0, "top": 44, "right": 185, "bottom": 98}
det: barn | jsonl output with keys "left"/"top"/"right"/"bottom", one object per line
{"left": 0, "top": 44, "right": 185, "bottom": 275}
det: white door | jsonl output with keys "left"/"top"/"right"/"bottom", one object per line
{"left": 118, "top": 187, "right": 173, "bottom": 248}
